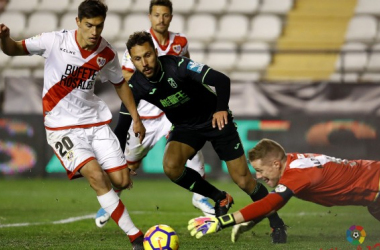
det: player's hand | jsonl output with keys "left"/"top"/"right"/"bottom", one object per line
{"left": 212, "top": 111, "right": 228, "bottom": 130}
{"left": 133, "top": 119, "right": 146, "bottom": 144}
{"left": 0, "top": 23, "right": 10, "bottom": 39}
{"left": 188, "top": 216, "right": 221, "bottom": 239}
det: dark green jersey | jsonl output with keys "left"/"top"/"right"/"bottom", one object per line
{"left": 122, "top": 55, "right": 230, "bottom": 129}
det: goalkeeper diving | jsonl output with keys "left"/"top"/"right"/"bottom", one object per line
{"left": 188, "top": 138, "right": 380, "bottom": 241}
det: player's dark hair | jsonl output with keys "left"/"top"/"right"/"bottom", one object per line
{"left": 149, "top": 0, "right": 173, "bottom": 14}
{"left": 78, "top": 0, "right": 108, "bottom": 21}
{"left": 127, "top": 31, "right": 155, "bottom": 55}
{"left": 248, "top": 138, "right": 286, "bottom": 162}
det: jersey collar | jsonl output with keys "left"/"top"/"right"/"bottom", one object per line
{"left": 74, "top": 30, "right": 102, "bottom": 59}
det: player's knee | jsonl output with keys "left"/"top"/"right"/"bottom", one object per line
{"left": 86, "top": 171, "right": 110, "bottom": 192}
{"left": 111, "top": 177, "right": 130, "bottom": 190}
{"left": 163, "top": 160, "right": 183, "bottom": 180}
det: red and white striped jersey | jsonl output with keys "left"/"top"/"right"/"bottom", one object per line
{"left": 23, "top": 30, "right": 124, "bottom": 130}
{"left": 121, "top": 28, "right": 188, "bottom": 118}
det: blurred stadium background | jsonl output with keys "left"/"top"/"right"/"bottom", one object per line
{"left": 1, "top": 0, "right": 380, "bottom": 178}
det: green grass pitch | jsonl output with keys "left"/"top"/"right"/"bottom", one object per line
{"left": 0, "top": 178, "right": 379, "bottom": 249}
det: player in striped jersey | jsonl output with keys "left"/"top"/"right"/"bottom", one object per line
{"left": 0, "top": 1, "right": 145, "bottom": 249}
{"left": 94, "top": 0, "right": 214, "bottom": 228}
{"left": 188, "top": 138, "right": 380, "bottom": 243}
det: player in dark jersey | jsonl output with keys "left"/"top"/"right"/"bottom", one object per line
{"left": 188, "top": 138, "right": 380, "bottom": 241}
{"left": 115, "top": 31, "right": 287, "bottom": 243}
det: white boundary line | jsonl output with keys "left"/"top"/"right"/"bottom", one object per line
{"left": 0, "top": 211, "right": 354, "bottom": 228}
{"left": 0, "top": 214, "right": 95, "bottom": 228}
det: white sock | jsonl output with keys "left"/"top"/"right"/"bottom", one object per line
{"left": 97, "top": 189, "right": 139, "bottom": 236}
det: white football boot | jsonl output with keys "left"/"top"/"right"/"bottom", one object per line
{"left": 192, "top": 193, "right": 215, "bottom": 216}
{"left": 95, "top": 207, "right": 110, "bottom": 228}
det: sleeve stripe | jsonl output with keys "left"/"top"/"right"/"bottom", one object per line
{"left": 201, "top": 67, "right": 211, "bottom": 84}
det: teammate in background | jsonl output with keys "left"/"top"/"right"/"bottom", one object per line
{"left": 188, "top": 138, "right": 380, "bottom": 242}
{"left": 0, "top": 1, "right": 145, "bottom": 249}
{"left": 94, "top": 0, "right": 214, "bottom": 228}
{"left": 120, "top": 31, "right": 287, "bottom": 244}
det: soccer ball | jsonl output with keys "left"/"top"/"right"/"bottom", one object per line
{"left": 143, "top": 224, "right": 179, "bottom": 250}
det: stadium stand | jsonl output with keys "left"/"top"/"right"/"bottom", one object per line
{"left": 367, "top": 43, "right": 380, "bottom": 72}
{"left": 101, "top": 13, "right": 121, "bottom": 42}
{"left": 0, "top": 51, "right": 10, "bottom": 68}
{"left": 236, "top": 42, "right": 272, "bottom": 72}
{"left": 106, "top": 0, "right": 132, "bottom": 14}
{"left": 204, "top": 41, "right": 237, "bottom": 72}
{"left": 188, "top": 41, "right": 206, "bottom": 63}
{"left": 25, "top": 12, "right": 58, "bottom": 37}
{"left": 225, "top": 0, "right": 260, "bottom": 15}
{"left": 170, "top": 14, "right": 185, "bottom": 34}
{"left": 215, "top": 14, "right": 249, "bottom": 44}
{"left": 185, "top": 14, "right": 217, "bottom": 43}
{"left": 194, "top": 0, "right": 228, "bottom": 14}
{"left": 355, "top": 0, "right": 380, "bottom": 16}
{"left": 171, "top": 0, "right": 195, "bottom": 14}
{"left": 10, "top": 54, "right": 45, "bottom": 69}
{"left": 0, "top": 11, "right": 26, "bottom": 39}
{"left": 259, "top": 0, "right": 294, "bottom": 15}
{"left": 345, "top": 15, "right": 378, "bottom": 44}
{"left": 6, "top": 0, "right": 38, "bottom": 13}
{"left": 38, "top": 0, "right": 70, "bottom": 14}
{"left": 118, "top": 14, "right": 151, "bottom": 42}
{"left": 329, "top": 72, "right": 359, "bottom": 83}
{"left": 335, "top": 42, "right": 368, "bottom": 73}
{"left": 247, "top": 14, "right": 282, "bottom": 43}
{"left": 59, "top": 12, "right": 78, "bottom": 30}
{"left": 130, "top": 0, "right": 150, "bottom": 13}
{"left": 266, "top": 0, "right": 358, "bottom": 81}
{"left": 67, "top": 0, "right": 83, "bottom": 12}
{"left": 0, "top": 0, "right": 379, "bottom": 83}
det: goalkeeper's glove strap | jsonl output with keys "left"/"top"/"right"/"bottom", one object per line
{"left": 217, "top": 214, "right": 236, "bottom": 229}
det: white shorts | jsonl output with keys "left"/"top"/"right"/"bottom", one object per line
{"left": 126, "top": 115, "right": 205, "bottom": 176}
{"left": 126, "top": 114, "right": 171, "bottom": 163}
{"left": 46, "top": 125, "right": 127, "bottom": 180}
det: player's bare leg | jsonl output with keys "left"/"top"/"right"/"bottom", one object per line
{"left": 226, "top": 155, "right": 287, "bottom": 244}
{"left": 81, "top": 160, "right": 143, "bottom": 249}
{"left": 95, "top": 160, "right": 141, "bottom": 228}
{"left": 164, "top": 141, "right": 233, "bottom": 217}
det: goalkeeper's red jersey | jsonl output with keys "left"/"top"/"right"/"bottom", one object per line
{"left": 279, "top": 153, "right": 380, "bottom": 206}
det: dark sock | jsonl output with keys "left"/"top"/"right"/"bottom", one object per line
{"left": 250, "top": 182, "right": 285, "bottom": 228}
{"left": 173, "top": 167, "right": 224, "bottom": 202}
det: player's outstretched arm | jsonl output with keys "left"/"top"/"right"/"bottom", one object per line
{"left": 188, "top": 193, "right": 289, "bottom": 239}
{"left": 0, "top": 23, "right": 27, "bottom": 56}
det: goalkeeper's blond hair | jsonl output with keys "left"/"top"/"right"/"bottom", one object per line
{"left": 248, "top": 139, "right": 286, "bottom": 164}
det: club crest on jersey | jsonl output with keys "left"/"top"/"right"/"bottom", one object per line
{"left": 172, "top": 44, "right": 182, "bottom": 54}
{"left": 66, "top": 150, "right": 74, "bottom": 161}
{"left": 187, "top": 60, "right": 204, "bottom": 73}
{"left": 275, "top": 184, "right": 287, "bottom": 193}
{"left": 97, "top": 56, "right": 106, "bottom": 68}
{"left": 167, "top": 78, "right": 177, "bottom": 88}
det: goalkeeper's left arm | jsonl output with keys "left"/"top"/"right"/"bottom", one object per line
{"left": 188, "top": 193, "right": 288, "bottom": 239}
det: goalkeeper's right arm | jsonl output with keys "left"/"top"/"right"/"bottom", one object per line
{"left": 188, "top": 193, "right": 288, "bottom": 239}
